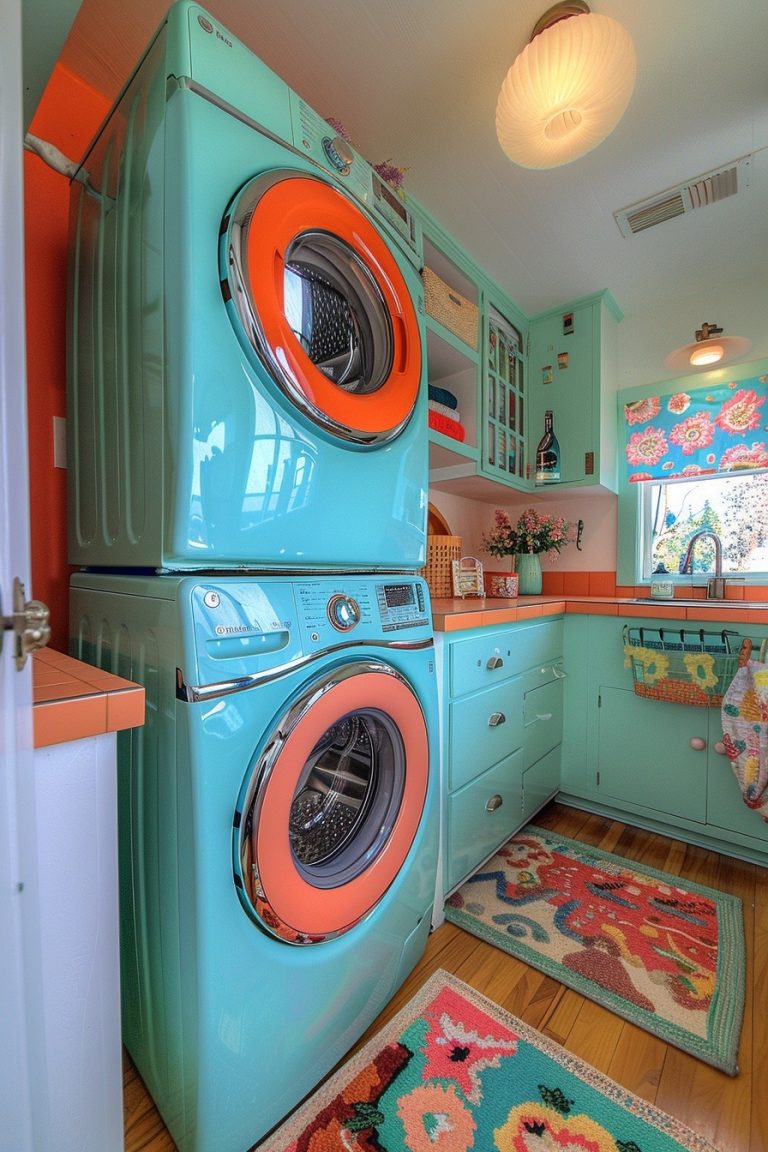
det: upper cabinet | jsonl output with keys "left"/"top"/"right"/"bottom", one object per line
{"left": 421, "top": 231, "right": 481, "bottom": 478}
{"left": 418, "top": 212, "right": 529, "bottom": 501}
{"left": 528, "top": 291, "right": 623, "bottom": 491}
{"left": 411, "top": 199, "right": 623, "bottom": 500}
{"left": 484, "top": 303, "right": 526, "bottom": 487}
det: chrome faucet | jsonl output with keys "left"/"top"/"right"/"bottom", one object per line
{"left": 681, "top": 530, "right": 725, "bottom": 598}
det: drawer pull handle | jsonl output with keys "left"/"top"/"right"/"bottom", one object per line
{"left": 535, "top": 712, "right": 553, "bottom": 722}
{"left": 552, "top": 665, "right": 567, "bottom": 679}
{"left": 486, "top": 655, "right": 504, "bottom": 670}
{"left": 488, "top": 711, "right": 506, "bottom": 727}
{"left": 486, "top": 794, "right": 503, "bottom": 812}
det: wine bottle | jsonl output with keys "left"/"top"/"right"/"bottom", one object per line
{"left": 535, "top": 410, "right": 561, "bottom": 483}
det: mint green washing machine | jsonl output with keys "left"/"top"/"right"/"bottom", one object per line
{"left": 70, "top": 571, "right": 438, "bottom": 1151}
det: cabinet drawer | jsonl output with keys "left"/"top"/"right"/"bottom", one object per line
{"left": 522, "top": 745, "right": 561, "bottom": 823}
{"left": 524, "top": 677, "right": 564, "bottom": 769}
{"left": 449, "top": 620, "right": 563, "bottom": 697}
{"left": 446, "top": 749, "right": 524, "bottom": 892}
{"left": 449, "top": 678, "right": 524, "bottom": 790}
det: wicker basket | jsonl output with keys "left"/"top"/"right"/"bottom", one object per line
{"left": 623, "top": 626, "right": 741, "bottom": 708}
{"left": 421, "top": 267, "right": 478, "bottom": 349}
{"left": 420, "top": 534, "right": 462, "bottom": 598}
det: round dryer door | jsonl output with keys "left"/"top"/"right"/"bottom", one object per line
{"left": 234, "top": 661, "right": 429, "bottom": 943}
{"left": 221, "top": 171, "right": 422, "bottom": 445}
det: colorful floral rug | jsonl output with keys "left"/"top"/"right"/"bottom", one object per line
{"left": 444, "top": 825, "right": 744, "bottom": 1075}
{"left": 264, "top": 969, "right": 718, "bottom": 1151}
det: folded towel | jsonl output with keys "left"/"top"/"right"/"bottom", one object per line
{"left": 428, "top": 384, "right": 458, "bottom": 410}
{"left": 428, "top": 398, "right": 462, "bottom": 424}
{"left": 428, "top": 409, "right": 466, "bottom": 442}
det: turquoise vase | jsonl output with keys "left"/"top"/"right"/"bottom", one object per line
{"left": 515, "top": 552, "right": 542, "bottom": 595}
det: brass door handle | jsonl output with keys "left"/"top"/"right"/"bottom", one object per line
{"left": 1, "top": 577, "right": 50, "bottom": 670}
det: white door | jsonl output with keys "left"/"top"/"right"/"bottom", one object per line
{"left": 1, "top": 3, "right": 36, "bottom": 1148}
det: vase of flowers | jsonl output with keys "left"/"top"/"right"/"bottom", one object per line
{"left": 482, "top": 508, "right": 574, "bottom": 595}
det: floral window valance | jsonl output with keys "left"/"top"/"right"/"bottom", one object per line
{"left": 623, "top": 375, "right": 768, "bottom": 482}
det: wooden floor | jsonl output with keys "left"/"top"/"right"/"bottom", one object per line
{"left": 124, "top": 801, "right": 767, "bottom": 1151}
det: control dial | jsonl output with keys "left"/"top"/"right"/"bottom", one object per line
{"left": 327, "top": 594, "right": 361, "bottom": 632}
{"left": 322, "top": 135, "right": 353, "bottom": 174}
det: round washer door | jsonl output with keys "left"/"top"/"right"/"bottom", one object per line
{"left": 221, "top": 171, "right": 422, "bottom": 445}
{"left": 234, "top": 661, "right": 429, "bottom": 943}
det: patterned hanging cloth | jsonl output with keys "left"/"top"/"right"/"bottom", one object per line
{"left": 721, "top": 638, "right": 768, "bottom": 820}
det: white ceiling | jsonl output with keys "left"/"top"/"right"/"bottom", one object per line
{"left": 48, "top": 1, "right": 768, "bottom": 381}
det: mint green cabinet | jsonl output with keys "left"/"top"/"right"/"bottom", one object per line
{"left": 436, "top": 618, "right": 564, "bottom": 909}
{"left": 560, "top": 613, "right": 768, "bottom": 862}
{"left": 596, "top": 686, "right": 707, "bottom": 822}
{"left": 529, "top": 291, "right": 622, "bottom": 490}
{"left": 482, "top": 304, "right": 526, "bottom": 487}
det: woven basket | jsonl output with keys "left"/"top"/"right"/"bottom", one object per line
{"left": 420, "top": 534, "right": 462, "bottom": 598}
{"left": 421, "top": 267, "right": 478, "bottom": 349}
{"left": 623, "top": 626, "right": 741, "bottom": 709}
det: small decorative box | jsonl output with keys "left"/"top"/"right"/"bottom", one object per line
{"left": 485, "top": 572, "right": 519, "bottom": 599}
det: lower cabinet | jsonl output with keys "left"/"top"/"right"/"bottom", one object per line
{"left": 437, "top": 618, "right": 564, "bottom": 902}
{"left": 561, "top": 613, "right": 768, "bottom": 862}
{"left": 596, "top": 686, "right": 707, "bottom": 823}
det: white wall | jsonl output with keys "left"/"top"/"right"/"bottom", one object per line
{"left": 429, "top": 489, "right": 619, "bottom": 573}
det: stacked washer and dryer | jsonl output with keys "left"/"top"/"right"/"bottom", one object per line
{"left": 67, "top": 5, "right": 438, "bottom": 1150}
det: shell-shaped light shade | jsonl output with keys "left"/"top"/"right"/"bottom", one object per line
{"left": 496, "top": 13, "right": 636, "bottom": 169}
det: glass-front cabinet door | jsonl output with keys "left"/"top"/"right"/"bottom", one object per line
{"left": 484, "top": 306, "right": 525, "bottom": 485}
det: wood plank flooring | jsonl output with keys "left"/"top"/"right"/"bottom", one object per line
{"left": 124, "top": 802, "right": 767, "bottom": 1151}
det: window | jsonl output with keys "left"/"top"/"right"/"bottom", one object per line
{"left": 640, "top": 471, "right": 768, "bottom": 580}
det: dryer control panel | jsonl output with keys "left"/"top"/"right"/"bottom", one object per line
{"left": 289, "top": 91, "right": 420, "bottom": 266}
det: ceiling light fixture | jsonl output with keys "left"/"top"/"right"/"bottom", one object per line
{"left": 664, "top": 323, "right": 752, "bottom": 373}
{"left": 496, "top": 1, "right": 636, "bottom": 170}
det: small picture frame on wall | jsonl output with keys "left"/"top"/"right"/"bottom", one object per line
{"left": 452, "top": 556, "right": 484, "bottom": 598}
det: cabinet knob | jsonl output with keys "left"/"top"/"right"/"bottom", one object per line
{"left": 713, "top": 741, "right": 727, "bottom": 756}
{"left": 486, "top": 654, "right": 504, "bottom": 670}
{"left": 689, "top": 736, "right": 706, "bottom": 751}
{"left": 485, "top": 794, "right": 503, "bottom": 812}
{"left": 488, "top": 711, "right": 506, "bottom": 727}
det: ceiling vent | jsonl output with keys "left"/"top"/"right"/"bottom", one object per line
{"left": 614, "top": 155, "right": 751, "bottom": 238}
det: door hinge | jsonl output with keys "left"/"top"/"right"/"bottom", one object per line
{"left": 584, "top": 451, "right": 595, "bottom": 475}
{"left": 596, "top": 770, "right": 601, "bottom": 786}
{"left": 597, "top": 693, "right": 601, "bottom": 707}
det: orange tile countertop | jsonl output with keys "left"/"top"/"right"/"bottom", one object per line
{"left": 33, "top": 647, "right": 145, "bottom": 749}
{"left": 431, "top": 594, "right": 768, "bottom": 632}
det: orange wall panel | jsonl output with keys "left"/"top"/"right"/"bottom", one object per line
{"left": 24, "top": 65, "right": 109, "bottom": 651}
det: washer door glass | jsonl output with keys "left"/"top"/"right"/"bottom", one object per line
{"left": 221, "top": 171, "right": 422, "bottom": 445}
{"left": 234, "top": 662, "right": 429, "bottom": 943}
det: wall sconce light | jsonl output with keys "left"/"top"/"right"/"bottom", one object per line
{"left": 496, "top": 1, "right": 636, "bottom": 170}
{"left": 664, "top": 322, "right": 752, "bottom": 373}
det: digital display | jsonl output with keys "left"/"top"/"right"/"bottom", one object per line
{"left": 384, "top": 584, "right": 414, "bottom": 608}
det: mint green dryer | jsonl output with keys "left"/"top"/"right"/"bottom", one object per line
{"left": 68, "top": 2, "right": 427, "bottom": 572}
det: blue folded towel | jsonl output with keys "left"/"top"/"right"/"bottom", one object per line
{"left": 428, "top": 384, "right": 458, "bottom": 410}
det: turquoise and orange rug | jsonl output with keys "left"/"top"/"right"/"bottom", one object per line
{"left": 265, "top": 969, "right": 718, "bottom": 1151}
{"left": 445, "top": 825, "right": 744, "bottom": 1075}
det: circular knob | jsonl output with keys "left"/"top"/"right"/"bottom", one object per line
{"left": 327, "top": 594, "right": 361, "bottom": 632}
{"left": 322, "top": 135, "right": 353, "bottom": 173}
{"left": 714, "top": 741, "right": 727, "bottom": 756}
{"left": 689, "top": 736, "right": 706, "bottom": 751}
